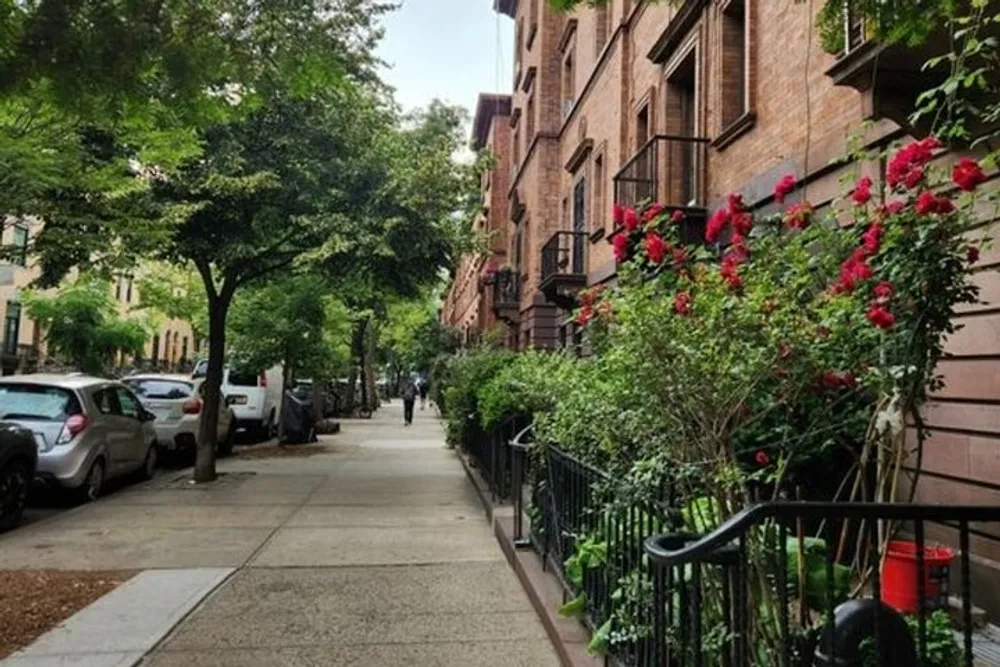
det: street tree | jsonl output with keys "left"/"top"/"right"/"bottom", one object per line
{"left": 23, "top": 275, "right": 149, "bottom": 375}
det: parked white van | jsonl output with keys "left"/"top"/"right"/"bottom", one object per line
{"left": 192, "top": 361, "right": 283, "bottom": 440}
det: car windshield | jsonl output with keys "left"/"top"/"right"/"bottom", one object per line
{"left": 125, "top": 379, "right": 194, "bottom": 400}
{"left": 0, "top": 384, "right": 82, "bottom": 421}
{"left": 228, "top": 370, "right": 258, "bottom": 387}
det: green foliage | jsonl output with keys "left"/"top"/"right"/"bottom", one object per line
{"left": 440, "top": 345, "right": 516, "bottom": 447}
{"left": 227, "top": 273, "right": 350, "bottom": 382}
{"left": 133, "top": 263, "right": 208, "bottom": 339}
{"left": 784, "top": 537, "right": 851, "bottom": 610}
{"left": 476, "top": 350, "right": 580, "bottom": 430}
{"left": 23, "top": 274, "right": 149, "bottom": 375}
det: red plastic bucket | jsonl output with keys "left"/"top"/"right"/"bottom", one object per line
{"left": 881, "top": 540, "right": 955, "bottom": 614}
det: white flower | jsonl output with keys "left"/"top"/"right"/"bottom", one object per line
{"left": 874, "top": 391, "right": 904, "bottom": 437}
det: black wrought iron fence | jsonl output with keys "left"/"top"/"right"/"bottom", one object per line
{"left": 465, "top": 415, "right": 530, "bottom": 503}
{"left": 643, "top": 502, "right": 1000, "bottom": 667}
{"left": 533, "top": 446, "right": 678, "bottom": 665}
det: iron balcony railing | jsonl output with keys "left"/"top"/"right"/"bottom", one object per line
{"left": 540, "top": 230, "right": 588, "bottom": 288}
{"left": 613, "top": 134, "right": 709, "bottom": 212}
{"left": 644, "top": 502, "right": 1000, "bottom": 667}
{"left": 491, "top": 270, "right": 520, "bottom": 311}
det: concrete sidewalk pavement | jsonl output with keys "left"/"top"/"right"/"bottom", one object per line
{"left": 0, "top": 401, "right": 559, "bottom": 667}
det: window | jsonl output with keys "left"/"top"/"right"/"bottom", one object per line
{"left": 115, "top": 277, "right": 122, "bottom": 301}
{"left": 115, "top": 387, "right": 141, "bottom": 419}
{"left": 125, "top": 276, "right": 133, "bottom": 303}
{"left": 10, "top": 225, "right": 27, "bottom": 267}
{"left": 666, "top": 49, "right": 700, "bottom": 205}
{"left": 514, "top": 224, "right": 524, "bottom": 272}
{"left": 593, "top": 154, "right": 605, "bottom": 233}
{"left": 0, "top": 384, "right": 81, "bottom": 420}
{"left": 572, "top": 179, "right": 587, "bottom": 273}
{"left": 516, "top": 17, "right": 524, "bottom": 64}
{"left": 528, "top": 0, "right": 539, "bottom": 48}
{"left": 94, "top": 388, "right": 122, "bottom": 416}
{"left": 721, "top": 0, "right": 748, "bottom": 129}
{"left": 596, "top": 4, "right": 611, "bottom": 54}
{"left": 150, "top": 334, "right": 160, "bottom": 363}
{"left": 526, "top": 94, "right": 535, "bottom": 144}
{"left": 182, "top": 336, "right": 188, "bottom": 362}
{"left": 163, "top": 331, "right": 171, "bottom": 361}
{"left": 636, "top": 104, "right": 650, "bottom": 149}
{"left": 3, "top": 302, "right": 20, "bottom": 356}
{"left": 562, "top": 53, "right": 575, "bottom": 117}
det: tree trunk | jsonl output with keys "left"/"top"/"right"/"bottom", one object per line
{"left": 278, "top": 349, "right": 293, "bottom": 442}
{"left": 195, "top": 295, "right": 229, "bottom": 483}
{"left": 364, "top": 319, "right": 377, "bottom": 410}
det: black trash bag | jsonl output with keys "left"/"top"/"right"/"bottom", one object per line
{"left": 280, "top": 386, "right": 316, "bottom": 445}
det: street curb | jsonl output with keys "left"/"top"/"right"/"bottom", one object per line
{"left": 457, "top": 450, "right": 601, "bottom": 667}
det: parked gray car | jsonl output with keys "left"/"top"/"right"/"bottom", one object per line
{"left": 0, "top": 374, "right": 158, "bottom": 501}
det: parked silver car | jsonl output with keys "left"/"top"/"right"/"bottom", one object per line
{"left": 123, "top": 374, "right": 236, "bottom": 457}
{"left": 0, "top": 374, "right": 158, "bottom": 500}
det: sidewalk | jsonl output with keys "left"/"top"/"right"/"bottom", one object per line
{"left": 0, "top": 401, "right": 560, "bottom": 666}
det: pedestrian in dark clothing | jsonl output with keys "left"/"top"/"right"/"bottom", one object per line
{"left": 401, "top": 379, "right": 417, "bottom": 426}
{"left": 418, "top": 379, "right": 429, "bottom": 410}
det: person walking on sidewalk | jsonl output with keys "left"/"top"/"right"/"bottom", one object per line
{"left": 418, "top": 377, "right": 428, "bottom": 411}
{"left": 401, "top": 378, "right": 417, "bottom": 426}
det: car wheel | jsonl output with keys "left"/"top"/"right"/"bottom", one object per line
{"left": 0, "top": 460, "right": 30, "bottom": 532}
{"left": 79, "top": 459, "right": 105, "bottom": 503}
{"left": 141, "top": 443, "right": 158, "bottom": 480}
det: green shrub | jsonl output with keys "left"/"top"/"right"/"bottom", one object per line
{"left": 476, "top": 350, "right": 581, "bottom": 430}
{"left": 440, "top": 344, "right": 515, "bottom": 447}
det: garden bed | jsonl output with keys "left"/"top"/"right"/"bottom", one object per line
{"left": 0, "top": 569, "right": 134, "bottom": 659}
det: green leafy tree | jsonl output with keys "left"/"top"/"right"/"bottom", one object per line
{"left": 133, "top": 263, "right": 208, "bottom": 342}
{"left": 23, "top": 275, "right": 149, "bottom": 375}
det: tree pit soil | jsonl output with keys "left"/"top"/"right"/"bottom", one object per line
{"left": 234, "top": 443, "right": 333, "bottom": 460}
{"left": 0, "top": 570, "right": 134, "bottom": 659}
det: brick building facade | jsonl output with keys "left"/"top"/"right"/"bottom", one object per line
{"left": 446, "top": 0, "right": 1000, "bottom": 614}
{"left": 440, "top": 94, "right": 513, "bottom": 345}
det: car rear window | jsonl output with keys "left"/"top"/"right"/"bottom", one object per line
{"left": 0, "top": 384, "right": 82, "bottom": 421}
{"left": 228, "top": 370, "right": 258, "bottom": 387}
{"left": 125, "top": 379, "right": 194, "bottom": 400}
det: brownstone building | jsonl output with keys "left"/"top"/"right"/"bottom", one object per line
{"left": 455, "top": 0, "right": 1000, "bottom": 614}
{"left": 440, "top": 94, "right": 514, "bottom": 345}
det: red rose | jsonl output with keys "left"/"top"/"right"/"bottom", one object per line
{"left": 673, "top": 291, "right": 691, "bottom": 315}
{"left": 720, "top": 254, "right": 743, "bottom": 289}
{"left": 643, "top": 203, "right": 666, "bottom": 223}
{"left": 612, "top": 233, "right": 630, "bottom": 262}
{"left": 671, "top": 246, "right": 688, "bottom": 270}
{"left": 888, "top": 137, "right": 940, "bottom": 189}
{"left": 784, "top": 201, "right": 813, "bottom": 230}
{"left": 624, "top": 207, "right": 640, "bottom": 232}
{"left": 774, "top": 173, "right": 797, "bottom": 203}
{"left": 862, "top": 223, "right": 884, "bottom": 255}
{"left": 731, "top": 211, "right": 754, "bottom": 235}
{"left": 755, "top": 451, "right": 770, "bottom": 466}
{"left": 967, "top": 246, "right": 981, "bottom": 265}
{"left": 671, "top": 210, "right": 685, "bottom": 223}
{"left": 644, "top": 231, "right": 669, "bottom": 265}
{"left": 866, "top": 305, "right": 896, "bottom": 329}
{"left": 852, "top": 176, "right": 873, "bottom": 206}
{"left": 953, "top": 158, "right": 986, "bottom": 192}
{"left": 916, "top": 190, "right": 953, "bottom": 215}
{"left": 576, "top": 304, "right": 594, "bottom": 326}
{"left": 874, "top": 281, "right": 894, "bottom": 301}
{"left": 706, "top": 208, "right": 730, "bottom": 244}
{"left": 728, "top": 192, "right": 746, "bottom": 214}
{"left": 613, "top": 203, "right": 625, "bottom": 227}
{"left": 884, "top": 200, "right": 905, "bottom": 215}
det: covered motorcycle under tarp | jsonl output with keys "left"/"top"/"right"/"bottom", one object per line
{"left": 279, "top": 386, "right": 317, "bottom": 444}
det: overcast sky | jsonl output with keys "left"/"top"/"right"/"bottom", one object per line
{"left": 376, "top": 0, "right": 514, "bottom": 119}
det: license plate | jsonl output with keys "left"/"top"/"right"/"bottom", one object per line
{"left": 230, "top": 396, "right": 247, "bottom": 405}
